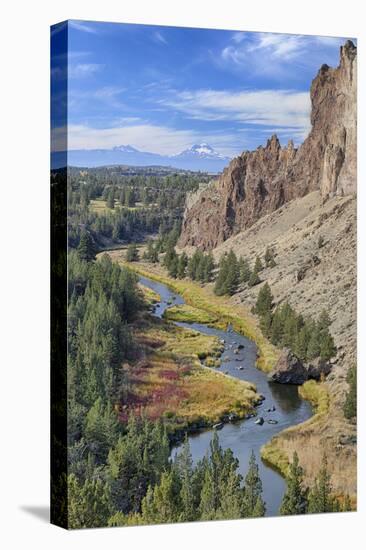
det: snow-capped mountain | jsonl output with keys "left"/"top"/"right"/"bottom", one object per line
{"left": 56, "top": 143, "right": 232, "bottom": 172}
{"left": 173, "top": 143, "right": 229, "bottom": 161}
{"left": 112, "top": 144, "right": 140, "bottom": 153}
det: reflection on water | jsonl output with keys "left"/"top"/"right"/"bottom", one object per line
{"left": 139, "top": 275, "right": 313, "bottom": 516}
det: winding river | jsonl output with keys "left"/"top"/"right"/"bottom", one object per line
{"left": 139, "top": 275, "right": 313, "bottom": 516}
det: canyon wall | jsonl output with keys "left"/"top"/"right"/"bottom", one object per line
{"left": 179, "top": 41, "right": 357, "bottom": 250}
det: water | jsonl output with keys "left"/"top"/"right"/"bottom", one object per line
{"left": 139, "top": 275, "right": 313, "bottom": 516}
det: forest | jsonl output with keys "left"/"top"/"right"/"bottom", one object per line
{"left": 67, "top": 166, "right": 209, "bottom": 249}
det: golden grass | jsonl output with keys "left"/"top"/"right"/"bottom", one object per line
{"left": 90, "top": 199, "right": 146, "bottom": 214}
{"left": 163, "top": 304, "right": 221, "bottom": 326}
{"left": 138, "top": 283, "right": 161, "bottom": 305}
{"left": 261, "top": 380, "right": 330, "bottom": 478}
{"left": 123, "top": 318, "right": 259, "bottom": 430}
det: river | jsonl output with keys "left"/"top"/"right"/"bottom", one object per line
{"left": 139, "top": 275, "right": 313, "bottom": 516}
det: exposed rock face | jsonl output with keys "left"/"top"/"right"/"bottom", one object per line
{"left": 269, "top": 349, "right": 309, "bottom": 384}
{"left": 269, "top": 349, "right": 331, "bottom": 385}
{"left": 179, "top": 41, "right": 357, "bottom": 250}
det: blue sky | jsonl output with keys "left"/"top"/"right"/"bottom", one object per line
{"left": 52, "top": 20, "right": 354, "bottom": 157}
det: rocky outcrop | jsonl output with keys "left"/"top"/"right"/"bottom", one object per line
{"left": 269, "top": 348, "right": 331, "bottom": 385}
{"left": 179, "top": 41, "right": 357, "bottom": 250}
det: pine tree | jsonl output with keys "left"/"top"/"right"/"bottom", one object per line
{"left": 248, "top": 269, "right": 260, "bottom": 287}
{"left": 319, "top": 332, "right": 336, "bottom": 361}
{"left": 214, "top": 254, "right": 229, "bottom": 295}
{"left": 343, "top": 364, "right": 357, "bottom": 419}
{"left": 68, "top": 474, "right": 113, "bottom": 529}
{"left": 308, "top": 454, "right": 336, "bottom": 513}
{"left": 280, "top": 452, "right": 307, "bottom": 515}
{"left": 126, "top": 243, "right": 139, "bottom": 262}
{"left": 107, "top": 188, "right": 115, "bottom": 209}
{"left": 78, "top": 230, "right": 96, "bottom": 262}
{"left": 270, "top": 309, "right": 284, "bottom": 345}
{"left": 176, "top": 437, "right": 196, "bottom": 522}
{"left": 177, "top": 252, "right": 188, "bottom": 279}
{"left": 168, "top": 255, "right": 179, "bottom": 278}
{"left": 225, "top": 250, "right": 239, "bottom": 295}
{"left": 239, "top": 257, "right": 251, "bottom": 283}
{"left": 254, "top": 256, "right": 264, "bottom": 273}
{"left": 259, "top": 311, "right": 272, "bottom": 338}
{"left": 203, "top": 253, "right": 215, "bottom": 283}
{"left": 255, "top": 282, "right": 273, "bottom": 317}
{"left": 242, "top": 451, "right": 266, "bottom": 517}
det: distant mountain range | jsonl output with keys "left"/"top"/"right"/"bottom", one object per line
{"left": 52, "top": 143, "right": 231, "bottom": 172}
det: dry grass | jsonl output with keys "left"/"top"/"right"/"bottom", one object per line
{"left": 138, "top": 283, "right": 160, "bottom": 305}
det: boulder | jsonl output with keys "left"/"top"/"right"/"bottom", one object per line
{"left": 306, "top": 357, "right": 332, "bottom": 380}
{"left": 269, "top": 348, "right": 331, "bottom": 384}
{"left": 269, "top": 349, "right": 308, "bottom": 384}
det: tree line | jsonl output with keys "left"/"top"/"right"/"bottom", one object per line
{"left": 254, "top": 283, "right": 336, "bottom": 362}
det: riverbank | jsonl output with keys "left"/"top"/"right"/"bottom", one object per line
{"left": 120, "top": 282, "right": 261, "bottom": 440}
{"left": 107, "top": 251, "right": 280, "bottom": 373}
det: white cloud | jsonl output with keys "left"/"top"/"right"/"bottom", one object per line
{"left": 68, "top": 63, "right": 103, "bottom": 78}
{"left": 153, "top": 31, "right": 167, "bottom": 45}
{"left": 69, "top": 21, "right": 99, "bottom": 34}
{"left": 160, "top": 88, "right": 311, "bottom": 134}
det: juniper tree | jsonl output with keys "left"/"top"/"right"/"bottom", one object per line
{"left": 77, "top": 230, "right": 96, "bottom": 262}
{"left": 255, "top": 282, "right": 273, "bottom": 317}
{"left": 203, "top": 253, "right": 215, "bottom": 283}
{"left": 280, "top": 452, "right": 307, "bottom": 515}
{"left": 214, "top": 254, "right": 229, "bottom": 295}
{"left": 242, "top": 451, "right": 266, "bottom": 517}
{"left": 225, "top": 250, "right": 240, "bottom": 295}
{"left": 308, "top": 454, "right": 336, "bottom": 513}
{"left": 107, "top": 189, "right": 115, "bottom": 209}
{"left": 239, "top": 256, "right": 251, "bottom": 283}
{"left": 254, "top": 256, "right": 264, "bottom": 273}
{"left": 343, "top": 364, "right": 357, "bottom": 420}
{"left": 248, "top": 269, "right": 261, "bottom": 287}
{"left": 126, "top": 242, "right": 139, "bottom": 262}
{"left": 177, "top": 252, "right": 188, "bottom": 279}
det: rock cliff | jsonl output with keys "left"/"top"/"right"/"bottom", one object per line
{"left": 179, "top": 41, "right": 357, "bottom": 250}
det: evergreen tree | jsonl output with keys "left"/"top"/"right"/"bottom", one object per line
{"left": 254, "top": 256, "right": 264, "bottom": 273}
{"left": 176, "top": 437, "right": 196, "bottom": 522}
{"left": 343, "top": 364, "right": 357, "bottom": 420}
{"left": 319, "top": 332, "right": 336, "bottom": 361}
{"left": 308, "top": 454, "right": 336, "bottom": 513}
{"left": 177, "top": 252, "right": 188, "bottom": 279}
{"left": 255, "top": 282, "right": 273, "bottom": 317}
{"left": 242, "top": 451, "right": 266, "bottom": 517}
{"left": 77, "top": 230, "right": 96, "bottom": 262}
{"left": 239, "top": 256, "right": 251, "bottom": 283}
{"left": 168, "top": 255, "right": 179, "bottom": 278}
{"left": 107, "top": 189, "right": 115, "bottom": 209}
{"left": 280, "top": 452, "right": 307, "bottom": 515}
{"left": 259, "top": 311, "right": 272, "bottom": 338}
{"left": 141, "top": 471, "right": 180, "bottom": 524}
{"left": 203, "top": 253, "right": 215, "bottom": 283}
{"left": 126, "top": 243, "right": 139, "bottom": 262}
{"left": 214, "top": 254, "right": 229, "bottom": 295}
{"left": 225, "top": 250, "right": 240, "bottom": 295}
{"left": 68, "top": 474, "right": 113, "bottom": 529}
{"left": 248, "top": 269, "right": 260, "bottom": 287}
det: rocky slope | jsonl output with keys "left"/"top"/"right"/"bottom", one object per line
{"left": 179, "top": 40, "right": 357, "bottom": 250}
{"left": 194, "top": 189, "right": 356, "bottom": 496}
